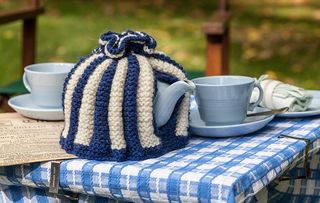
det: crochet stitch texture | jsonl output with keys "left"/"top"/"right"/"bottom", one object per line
{"left": 60, "top": 30, "right": 190, "bottom": 161}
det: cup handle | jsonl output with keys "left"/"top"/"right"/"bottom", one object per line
{"left": 249, "top": 81, "right": 263, "bottom": 111}
{"left": 23, "top": 73, "right": 31, "bottom": 92}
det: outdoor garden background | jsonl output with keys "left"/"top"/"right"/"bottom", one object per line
{"left": 0, "top": 0, "right": 320, "bottom": 89}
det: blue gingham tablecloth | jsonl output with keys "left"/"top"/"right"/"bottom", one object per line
{"left": 0, "top": 184, "right": 115, "bottom": 203}
{"left": 267, "top": 150, "right": 320, "bottom": 203}
{"left": 0, "top": 117, "right": 320, "bottom": 203}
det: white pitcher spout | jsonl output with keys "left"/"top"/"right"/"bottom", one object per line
{"left": 154, "top": 80, "right": 195, "bottom": 128}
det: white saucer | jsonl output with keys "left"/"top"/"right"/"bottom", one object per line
{"left": 190, "top": 107, "right": 274, "bottom": 138}
{"left": 276, "top": 90, "right": 320, "bottom": 118}
{"left": 8, "top": 94, "right": 64, "bottom": 121}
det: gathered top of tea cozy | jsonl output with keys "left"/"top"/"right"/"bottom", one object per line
{"left": 60, "top": 30, "right": 191, "bottom": 161}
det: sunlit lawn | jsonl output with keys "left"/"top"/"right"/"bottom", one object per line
{"left": 0, "top": 0, "right": 319, "bottom": 89}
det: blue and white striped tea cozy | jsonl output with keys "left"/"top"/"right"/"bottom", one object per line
{"left": 60, "top": 30, "right": 191, "bottom": 161}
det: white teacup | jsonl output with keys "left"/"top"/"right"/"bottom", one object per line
{"left": 23, "top": 63, "right": 74, "bottom": 108}
{"left": 193, "top": 75, "right": 263, "bottom": 125}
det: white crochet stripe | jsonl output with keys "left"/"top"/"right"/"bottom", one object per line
{"left": 62, "top": 54, "right": 102, "bottom": 138}
{"left": 108, "top": 58, "right": 128, "bottom": 150}
{"left": 136, "top": 55, "right": 161, "bottom": 148}
{"left": 149, "top": 57, "right": 189, "bottom": 136}
{"left": 73, "top": 59, "right": 113, "bottom": 146}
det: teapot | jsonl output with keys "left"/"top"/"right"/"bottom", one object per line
{"left": 154, "top": 80, "right": 195, "bottom": 127}
{"left": 61, "top": 30, "right": 196, "bottom": 161}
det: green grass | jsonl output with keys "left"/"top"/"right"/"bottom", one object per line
{"left": 230, "top": 1, "right": 320, "bottom": 88}
{"left": 0, "top": 0, "right": 320, "bottom": 89}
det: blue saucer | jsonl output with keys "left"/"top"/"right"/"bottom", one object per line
{"left": 190, "top": 106, "right": 274, "bottom": 138}
{"left": 8, "top": 94, "right": 64, "bottom": 121}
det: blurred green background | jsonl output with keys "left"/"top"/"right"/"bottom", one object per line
{"left": 0, "top": 0, "right": 320, "bottom": 89}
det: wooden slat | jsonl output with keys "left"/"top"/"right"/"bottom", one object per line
{"left": 202, "top": 11, "right": 230, "bottom": 35}
{"left": 0, "top": 96, "right": 14, "bottom": 112}
{"left": 203, "top": 11, "right": 230, "bottom": 76}
{"left": 205, "top": 34, "right": 229, "bottom": 76}
{"left": 219, "top": 0, "right": 229, "bottom": 11}
{"left": 0, "top": 7, "right": 44, "bottom": 25}
{"left": 222, "top": 27, "right": 230, "bottom": 74}
{"left": 0, "top": 0, "right": 44, "bottom": 112}
{"left": 202, "top": 0, "right": 230, "bottom": 76}
{"left": 22, "top": 18, "right": 37, "bottom": 68}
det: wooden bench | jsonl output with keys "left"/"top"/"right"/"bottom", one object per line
{"left": 0, "top": 0, "right": 44, "bottom": 111}
{"left": 0, "top": 1, "right": 228, "bottom": 111}
{"left": 202, "top": 0, "right": 230, "bottom": 76}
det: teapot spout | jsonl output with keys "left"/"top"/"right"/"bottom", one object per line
{"left": 154, "top": 80, "right": 195, "bottom": 128}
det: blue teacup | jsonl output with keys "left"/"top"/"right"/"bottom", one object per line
{"left": 193, "top": 75, "right": 263, "bottom": 125}
{"left": 23, "top": 63, "right": 74, "bottom": 108}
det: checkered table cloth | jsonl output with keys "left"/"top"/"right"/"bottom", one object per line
{"left": 267, "top": 149, "right": 320, "bottom": 203}
{"left": 0, "top": 184, "right": 115, "bottom": 203}
{"left": 0, "top": 117, "right": 320, "bottom": 203}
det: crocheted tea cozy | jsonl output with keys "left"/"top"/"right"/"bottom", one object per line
{"left": 60, "top": 30, "right": 191, "bottom": 161}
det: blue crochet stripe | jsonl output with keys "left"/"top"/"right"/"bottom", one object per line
{"left": 154, "top": 70, "right": 179, "bottom": 84}
{"left": 60, "top": 55, "right": 107, "bottom": 152}
{"left": 90, "top": 60, "right": 118, "bottom": 158}
{"left": 62, "top": 53, "right": 93, "bottom": 110}
{"left": 122, "top": 54, "right": 144, "bottom": 160}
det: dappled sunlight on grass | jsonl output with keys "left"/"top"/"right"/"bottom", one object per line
{"left": 230, "top": 0, "right": 320, "bottom": 88}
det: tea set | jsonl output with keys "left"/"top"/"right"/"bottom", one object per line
{"left": 7, "top": 30, "right": 320, "bottom": 139}
{"left": 8, "top": 63, "right": 320, "bottom": 138}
